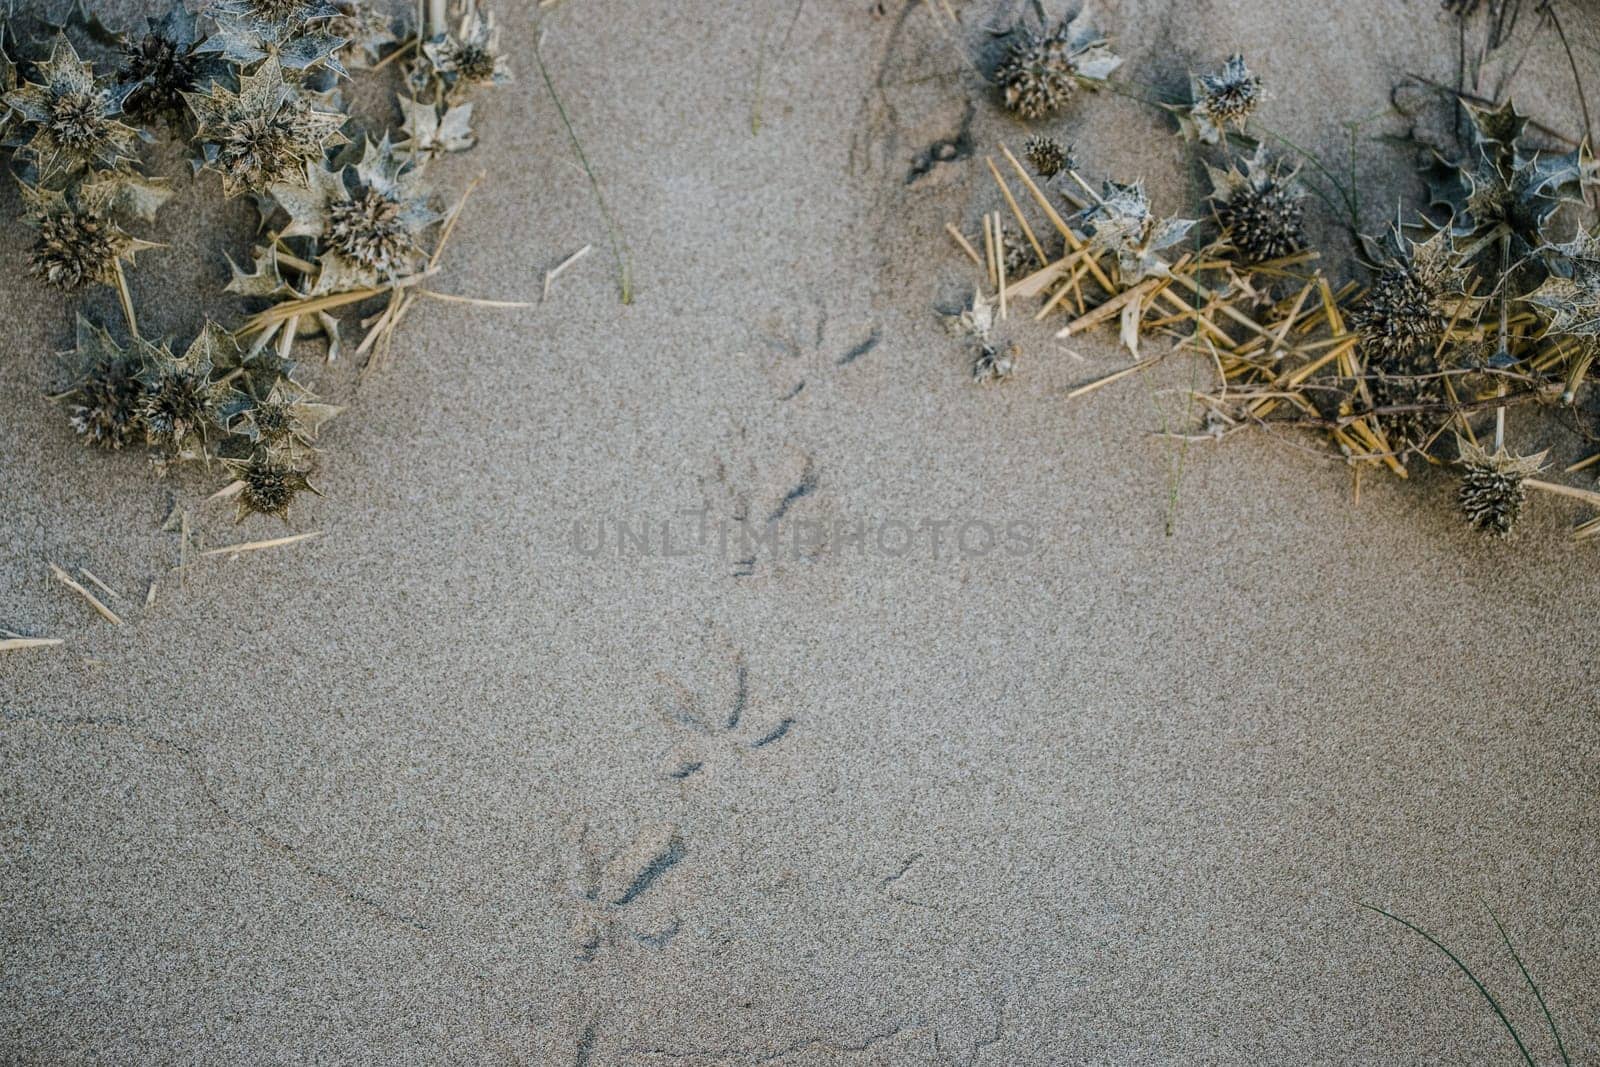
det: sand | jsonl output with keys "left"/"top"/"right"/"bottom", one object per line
{"left": 2, "top": 0, "right": 1598, "bottom": 1062}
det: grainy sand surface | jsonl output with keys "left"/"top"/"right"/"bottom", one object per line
{"left": 3, "top": 0, "right": 1598, "bottom": 1063}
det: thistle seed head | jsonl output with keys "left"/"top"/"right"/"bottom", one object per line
{"left": 187, "top": 62, "right": 347, "bottom": 197}
{"left": 326, "top": 186, "right": 415, "bottom": 276}
{"left": 1023, "top": 134, "right": 1072, "bottom": 179}
{"left": 55, "top": 322, "right": 147, "bottom": 450}
{"left": 140, "top": 364, "right": 221, "bottom": 453}
{"left": 1349, "top": 267, "right": 1445, "bottom": 371}
{"left": 999, "top": 29, "right": 1079, "bottom": 120}
{"left": 120, "top": 15, "right": 205, "bottom": 123}
{"left": 1208, "top": 152, "right": 1307, "bottom": 263}
{"left": 423, "top": 11, "right": 511, "bottom": 92}
{"left": 3, "top": 36, "right": 139, "bottom": 177}
{"left": 1457, "top": 439, "right": 1546, "bottom": 537}
{"left": 1367, "top": 374, "right": 1445, "bottom": 459}
{"left": 30, "top": 209, "right": 130, "bottom": 291}
{"left": 996, "top": 14, "right": 1120, "bottom": 120}
{"left": 227, "top": 451, "right": 318, "bottom": 523}
{"left": 217, "top": 101, "right": 333, "bottom": 194}
{"left": 48, "top": 88, "right": 106, "bottom": 148}
{"left": 136, "top": 330, "right": 240, "bottom": 455}
{"left": 1189, "top": 54, "right": 1259, "bottom": 143}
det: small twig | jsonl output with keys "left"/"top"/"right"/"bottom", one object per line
{"left": 111, "top": 259, "right": 139, "bottom": 339}
{"left": 414, "top": 289, "right": 532, "bottom": 308}
{"left": 1, "top": 636, "right": 64, "bottom": 652}
{"left": 945, "top": 224, "right": 982, "bottom": 267}
{"left": 543, "top": 244, "right": 593, "bottom": 300}
{"left": 78, "top": 568, "right": 124, "bottom": 604}
{"left": 48, "top": 563, "right": 123, "bottom": 626}
{"left": 197, "top": 532, "right": 324, "bottom": 558}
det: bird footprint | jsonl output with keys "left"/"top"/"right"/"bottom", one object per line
{"left": 657, "top": 651, "right": 796, "bottom": 782}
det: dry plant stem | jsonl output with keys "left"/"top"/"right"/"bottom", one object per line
{"left": 111, "top": 260, "right": 138, "bottom": 339}
{"left": 1566, "top": 452, "right": 1600, "bottom": 473}
{"left": 985, "top": 157, "right": 1047, "bottom": 267}
{"left": 1526, "top": 478, "right": 1600, "bottom": 510}
{"left": 197, "top": 531, "right": 322, "bottom": 557}
{"left": 1058, "top": 275, "right": 1162, "bottom": 338}
{"left": 247, "top": 270, "right": 438, "bottom": 338}
{"left": 0, "top": 637, "right": 63, "bottom": 652}
{"left": 946, "top": 223, "right": 982, "bottom": 266}
{"left": 48, "top": 563, "right": 123, "bottom": 625}
{"left": 1067, "top": 353, "right": 1168, "bottom": 399}
{"left": 415, "top": 289, "right": 531, "bottom": 308}
{"left": 1494, "top": 234, "right": 1510, "bottom": 450}
{"left": 982, "top": 213, "right": 996, "bottom": 290}
{"left": 995, "top": 213, "right": 1008, "bottom": 320}
{"left": 78, "top": 569, "right": 122, "bottom": 603}
{"left": 273, "top": 244, "right": 318, "bottom": 275}
{"left": 543, "top": 244, "right": 592, "bottom": 300}
{"left": 998, "top": 145, "right": 1115, "bottom": 295}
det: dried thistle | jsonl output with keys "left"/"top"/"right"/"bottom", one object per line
{"left": 1349, "top": 228, "right": 1472, "bottom": 371}
{"left": 1350, "top": 267, "right": 1446, "bottom": 370}
{"left": 1456, "top": 437, "right": 1546, "bottom": 536}
{"left": 1526, "top": 226, "right": 1600, "bottom": 347}
{"left": 1078, "top": 180, "right": 1196, "bottom": 282}
{"left": 397, "top": 94, "right": 477, "bottom": 159}
{"left": 234, "top": 382, "right": 341, "bottom": 454}
{"left": 137, "top": 324, "right": 244, "bottom": 456}
{"left": 3, "top": 35, "right": 139, "bottom": 178}
{"left": 1427, "top": 99, "right": 1595, "bottom": 250}
{"left": 200, "top": 0, "right": 348, "bottom": 73}
{"left": 50, "top": 317, "right": 146, "bottom": 450}
{"left": 422, "top": 7, "right": 512, "bottom": 96}
{"left": 225, "top": 450, "right": 320, "bottom": 523}
{"left": 1023, "top": 134, "right": 1073, "bottom": 179}
{"left": 1206, "top": 149, "right": 1306, "bottom": 263}
{"left": 971, "top": 340, "right": 1020, "bottom": 383}
{"left": 19, "top": 183, "right": 155, "bottom": 293}
{"left": 942, "top": 290, "right": 1017, "bottom": 382}
{"left": 186, "top": 60, "right": 348, "bottom": 198}
{"left": 117, "top": 9, "right": 210, "bottom": 125}
{"left": 996, "top": 12, "right": 1121, "bottom": 120}
{"left": 271, "top": 138, "right": 438, "bottom": 290}
{"left": 328, "top": 0, "right": 400, "bottom": 70}
{"left": 1184, "top": 54, "right": 1259, "bottom": 144}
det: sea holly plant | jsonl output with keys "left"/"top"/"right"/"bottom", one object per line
{"left": 1205, "top": 148, "right": 1308, "bottom": 263}
{"left": 940, "top": 13, "right": 1600, "bottom": 543}
{"left": 1, "top": 0, "right": 511, "bottom": 525}
{"left": 995, "top": 10, "right": 1121, "bottom": 120}
{"left": 1180, "top": 53, "right": 1260, "bottom": 145}
{"left": 198, "top": 0, "right": 349, "bottom": 75}
{"left": 1427, "top": 98, "right": 1595, "bottom": 255}
{"left": 4, "top": 34, "right": 139, "bottom": 179}
{"left": 184, "top": 58, "right": 349, "bottom": 198}
{"left": 1076, "top": 180, "right": 1196, "bottom": 283}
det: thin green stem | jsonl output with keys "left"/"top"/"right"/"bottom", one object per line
{"left": 1483, "top": 901, "right": 1571, "bottom": 1067}
{"left": 532, "top": 31, "right": 634, "bottom": 305}
{"left": 1358, "top": 903, "right": 1536, "bottom": 1067}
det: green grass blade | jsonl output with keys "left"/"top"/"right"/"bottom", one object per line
{"left": 1357, "top": 902, "right": 1536, "bottom": 1067}
{"left": 531, "top": 31, "right": 634, "bottom": 305}
{"left": 1484, "top": 901, "right": 1570, "bottom": 1067}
